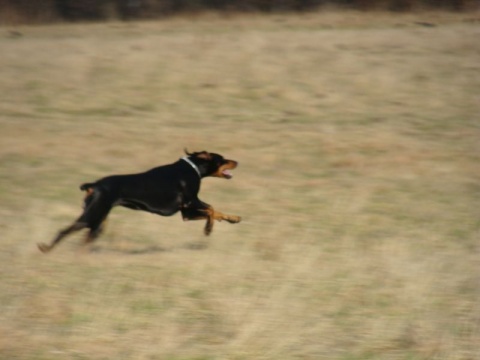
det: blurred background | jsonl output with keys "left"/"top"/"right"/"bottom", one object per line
{"left": 0, "top": 0, "right": 479, "bottom": 24}
{"left": 0, "top": 1, "right": 479, "bottom": 360}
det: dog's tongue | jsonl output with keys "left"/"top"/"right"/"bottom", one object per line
{"left": 223, "top": 169, "right": 233, "bottom": 179}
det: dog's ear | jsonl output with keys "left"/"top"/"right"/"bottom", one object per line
{"left": 185, "top": 149, "right": 212, "bottom": 160}
{"left": 197, "top": 151, "right": 212, "bottom": 160}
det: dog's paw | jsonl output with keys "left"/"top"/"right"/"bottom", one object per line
{"left": 204, "top": 221, "right": 213, "bottom": 236}
{"left": 227, "top": 215, "right": 241, "bottom": 224}
{"left": 37, "top": 243, "right": 52, "bottom": 253}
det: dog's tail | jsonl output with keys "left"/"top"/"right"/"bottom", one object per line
{"left": 80, "top": 183, "right": 98, "bottom": 209}
{"left": 80, "top": 183, "right": 96, "bottom": 192}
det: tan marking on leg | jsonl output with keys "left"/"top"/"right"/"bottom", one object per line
{"left": 212, "top": 210, "right": 241, "bottom": 223}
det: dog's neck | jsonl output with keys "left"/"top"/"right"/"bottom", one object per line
{"left": 181, "top": 157, "right": 201, "bottom": 178}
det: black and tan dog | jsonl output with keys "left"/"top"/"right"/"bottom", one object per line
{"left": 38, "top": 150, "right": 241, "bottom": 253}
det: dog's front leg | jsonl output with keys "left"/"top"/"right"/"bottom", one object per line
{"left": 210, "top": 210, "right": 242, "bottom": 224}
{"left": 180, "top": 203, "right": 214, "bottom": 235}
{"left": 181, "top": 200, "right": 241, "bottom": 235}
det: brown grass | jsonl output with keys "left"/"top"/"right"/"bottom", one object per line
{"left": 0, "top": 11, "right": 479, "bottom": 360}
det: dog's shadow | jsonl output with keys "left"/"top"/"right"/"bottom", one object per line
{"left": 90, "top": 241, "right": 208, "bottom": 255}
{"left": 182, "top": 241, "right": 209, "bottom": 251}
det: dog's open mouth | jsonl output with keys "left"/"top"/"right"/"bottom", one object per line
{"left": 217, "top": 160, "right": 237, "bottom": 179}
{"left": 222, "top": 169, "right": 233, "bottom": 179}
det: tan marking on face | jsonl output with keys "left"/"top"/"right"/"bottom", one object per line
{"left": 212, "top": 160, "right": 238, "bottom": 179}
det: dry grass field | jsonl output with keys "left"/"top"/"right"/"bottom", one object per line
{"left": 1, "top": 11, "right": 479, "bottom": 360}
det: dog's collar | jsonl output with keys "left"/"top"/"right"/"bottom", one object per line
{"left": 181, "top": 157, "right": 201, "bottom": 178}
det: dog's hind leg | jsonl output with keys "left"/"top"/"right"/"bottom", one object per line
{"left": 38, "top": 220, "right": 87, "bottom": 253}
{"left": 38, "top": 187, "right": 113, "bottom": 253}
{"left": 84, "top": 219, "right": 107, "bottom": 245}
{"left": 79, "top": 192, "right": 113, "bottom": 249}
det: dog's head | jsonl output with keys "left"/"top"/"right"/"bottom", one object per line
{"left": 185, "top": 149, "right": 238, "bottom": 179}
